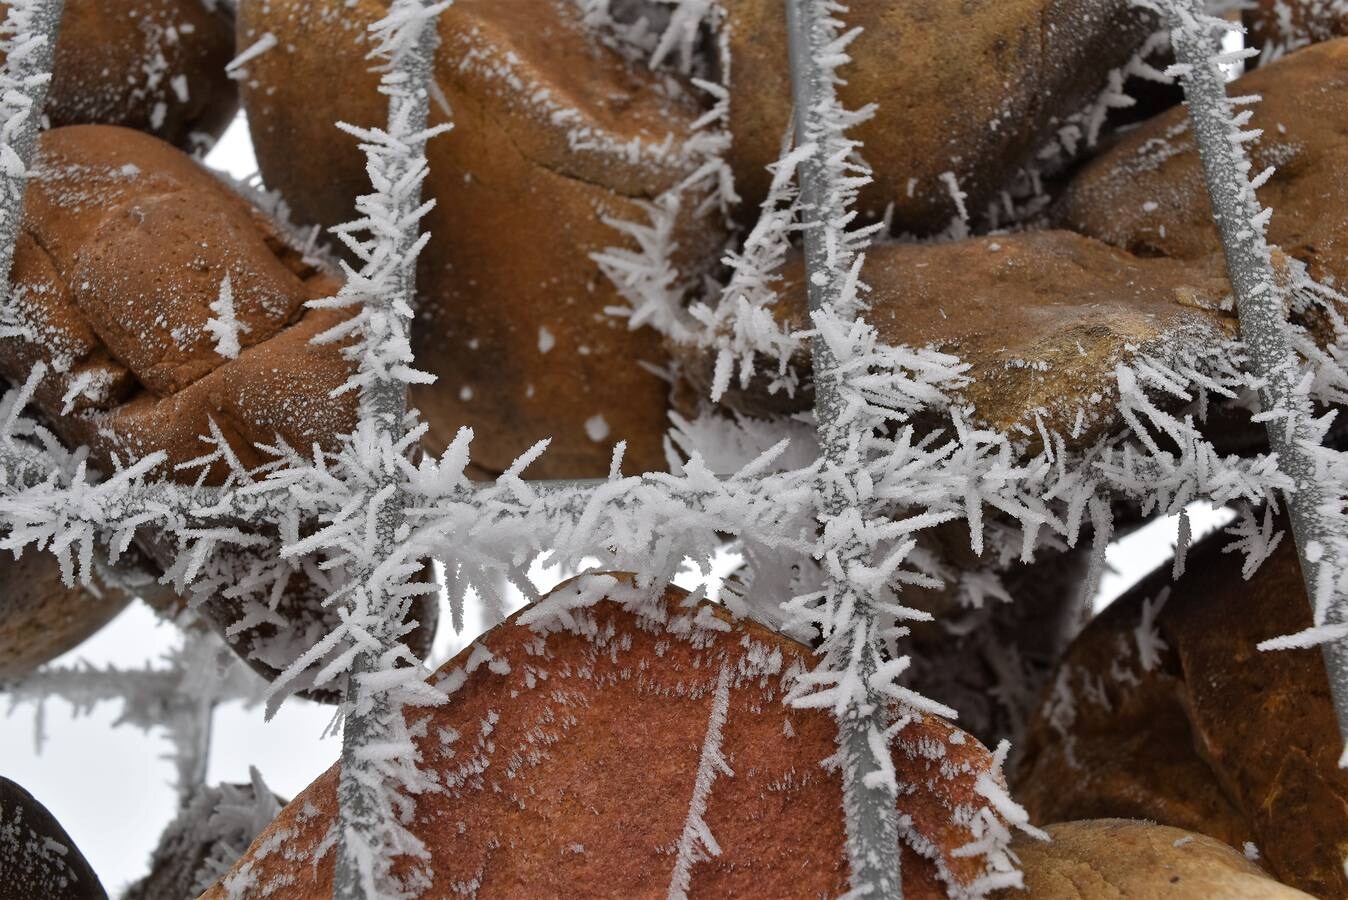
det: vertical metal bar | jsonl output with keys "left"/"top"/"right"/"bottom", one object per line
{"left": 0, "top": 0, "right": 65, "bottom": 291}
{"left": 784, "top": 2, "right": 903, "bottom": 896}
{"left": 1165, "top": 0, "right": 1348, "bottom": 744}
{"left": 333, "top": 3, "right": 443, "bottom": 897}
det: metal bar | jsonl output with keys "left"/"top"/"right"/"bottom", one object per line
{"left": 784, "top": 2, "right": 903, "bottom": 896}
{"left": 332, "top": 1, "right": 444, "bottom": 896}
{"left": 1164, "top": 0, "right": 1348, "bottom": 744}
{"left": 0, "top": 0, "right": 64, "bottom": 291}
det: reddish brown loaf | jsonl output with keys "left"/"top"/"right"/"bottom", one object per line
{"left": 2, "top": 0, "right": 238, "bottom": 149}
{"left": 0, "top": 125, "right": 442, "bottom": 690}
{"left": 1014, "top": 527, "right": 1348, "bottom": 898}
{"left": 204, "top": 574, "right": 1030, "bottom": 898}
{"left": 722, "top": 0, "right": 1158, "bottom": 233}
{"left": 237, "top": 0, "right": 723, "bottom": 479}
{"left": 0, "top": 125, "right": 351, "bottom": 481}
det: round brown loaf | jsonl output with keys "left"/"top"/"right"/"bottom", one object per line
{"left": 1014, "top": 528, "right": 1348, "bottom": 897}
{"left": 237, "top": 0, "right": 724, "bottom": 479}
{"left": 205, "top": 574, "right": 1028, "bottom": 898}
{"left": 0, "top": 550, "right": 131, "bottom": 681}
{"left": 3, "top": 0, "right": 239, "bottom": 150}
{"left": 0, "top": 124, "right": 436, "bottom": 691}
{"left": 1002, "top": 820, "right": 1311, "bottom": 898}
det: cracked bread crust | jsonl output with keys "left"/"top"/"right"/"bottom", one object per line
{"left": 238, "top": 0, "right": 723, "bottom": 479}
{"left": 0, "top": 125, "right": 436, "bottom": 693}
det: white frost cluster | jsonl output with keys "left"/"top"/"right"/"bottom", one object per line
{"left": 5, "top": 0, "right": 1348, "bottom": 897}
{"left": 124, "top": 767, "right": 283, "bottom": 899}
{"left": 593, "top": 1, "right": 735, "bottom": 347}
{"left": 666, "top": 664, "right": 733, "bottom": 900}
{"left": 205, "top": 275, "right": 247, "bottom": 360}
{"left": 0, "top": 0, "right": 60, "bottom": 293}
{"left": 575, "top": 0, "right": 719, "bottom": 76}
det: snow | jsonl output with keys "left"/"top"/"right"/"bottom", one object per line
{"left": 666, "top": 664, "right": 733, "bottom": 900}
{"left": 125, "top": 768, "right": 283, "bottom": 898}
{"left": 226, "top": 32, "right": 278, "bottom": 80}
{"left": 583, "top": 414, "right": 610, "bottom": 442}
{"left": 3, "top": 0, "right": 1348, "bottom": 895}
{"left": 649, "top": 0, "right": 716, "bottom": 74}
{"left": 0, "top": 0, "right": 62, "bottom": 304}
{"left": 972, "top": 770, "right": 1047, "bottom": 844}
{"left": 205, "top": 275, "right": 247, "bottom": 360}
{"left": 1259, "top": 623, "right": 1348, "bottom": 652}
{"left": 939, "top": 170, "right": 971, "bottom": 238}
{"left": 1132, "top": 588, "right": 1170, "bottom": 672}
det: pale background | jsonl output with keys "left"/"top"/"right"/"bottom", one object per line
{"left": 0, "top": 114, "right": 1236, "bottom": 894}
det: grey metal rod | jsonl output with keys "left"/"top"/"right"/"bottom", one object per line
{"left": 1165, "top": 0, "right": 1348, "bottom": 742}
{"left": 332, "top": 2, "right": 443, "bottom": 897}
{"left": 784, "top": 1, "right": 903, "bottom": 896}
{"left": 0, "top": 0, "right": 64, "bottom": 292}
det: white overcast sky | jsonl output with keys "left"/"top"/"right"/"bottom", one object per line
{"left": 0, "top": 112, "right": 1238, "bottom": 895}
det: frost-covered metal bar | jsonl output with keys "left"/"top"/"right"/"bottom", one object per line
{"left": 0, "top": 0, "right": 63, "bottom": 292}
{"left": 322, "top": 2, "right": 451, "bottom": 897}
{"left": 784, "top": 1, "right": 903, "bottom": 896}
{"left": 0, "top": 0, "right": 69, "bottom": 496}
{"left": 0, "top": 438, "right": 596, "bottom": 532}
{"left": 0, "top": 440, "right": 291, "bottom": 524}
{"left": 1159, "top": 0, "right": 1348, "bottom": 744}
{"left": 1, "top": 629, "right": 264, "bottom": 800}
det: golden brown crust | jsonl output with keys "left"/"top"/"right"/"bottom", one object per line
{"left": 238, "top": 0, "right": 721, "bottom": 479}
{"left": 5, "top": 0, "right": 239, "bottom": 149}
{"left": 683, "top": 230, "right": 1236, "bottom": 452}
{"left": 1014, "top": 530, "right": 1348, "bottom": 897}
{"left": 1002, "top": 820, "right": 1311, "bottom": 899}
{"left": 204, "top": 575, "right": 1018, "bottom": 898}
